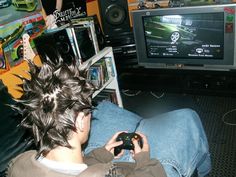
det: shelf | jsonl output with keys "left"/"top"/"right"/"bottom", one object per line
{"left": 82, "top": 47, "right": 113, "bottom": 66}
{"left": 92, "top": 77, "right": 114, "bottom": 98}
{"left": 84, "top": 47, "right": 123, "bottom": 107}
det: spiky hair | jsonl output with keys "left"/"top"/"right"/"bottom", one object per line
{"left": 14, "top": 57, "right": 95, "bottom": 157}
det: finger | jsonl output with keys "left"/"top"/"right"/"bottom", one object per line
{"left": 133, "top": 139, "right": 142, "bottom": 154}
{"left": 107, "top": 131, "right": 127, "bottom": 144}
{"left": 130, "top": 150, "right": 134, "bottom": 157}
{"left": 130, "top": 150, "right": 134, "bottom": 154}
{"left": 106, "top": 141, "right": 123, "bottom": 151}
{"left": 136, "top": 132, "right": 149, "bottom": 151}
{"left": 136, "top": 132, "right": 148, "bottom": 144}
{"left": 114, "top": 149, "right": 124, "bottom": 159}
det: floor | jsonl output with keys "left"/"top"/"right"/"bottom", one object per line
{"left": 121, "top": 90, "right": 236, "bottom": 177}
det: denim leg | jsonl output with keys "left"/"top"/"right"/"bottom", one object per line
{"left": 136, "top": 108, "right": 212, "bottom": 177}
{"left": 84, "top": 102, "right": 211, "bottom": 177}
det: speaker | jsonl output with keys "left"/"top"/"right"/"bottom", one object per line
{"left": 98, "top": 0, "right": 131, "bottom": 38}
{"left": 91, "top": 15, "right": 106, "bottom": 50}
{"left": 34, "top": 29, "right": 77, "bottom": 65}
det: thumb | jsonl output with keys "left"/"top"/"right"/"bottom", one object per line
{"left": 133, "top": 139, "right": 142, "bottom": 154}
{"left": 106, "top": 141, "right": 123, "bottom": 151}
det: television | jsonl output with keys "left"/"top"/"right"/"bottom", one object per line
{"left": 132, "top": 4, "right": 236, "bottom": 71}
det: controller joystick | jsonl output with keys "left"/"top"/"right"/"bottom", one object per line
{"left": 114, "top": 132, "right": 143, "bottom": 156}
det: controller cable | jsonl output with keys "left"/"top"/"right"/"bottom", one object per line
{"left": 133, "top": 119, "right": 143, "bottom": 132}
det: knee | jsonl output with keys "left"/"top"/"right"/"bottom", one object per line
{"left": 167, "top": 108, "right": 204, "bottom": 132}
{"left": 173, "top": 108, "right": 200, "bottom": 122}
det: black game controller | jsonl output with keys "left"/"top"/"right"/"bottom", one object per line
{"left": 114, "top": 132, "right": 143, "bottom": 156}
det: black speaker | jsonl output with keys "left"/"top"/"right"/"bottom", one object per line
{"left": 34, "top": 29, "right": 77, "bottom": 65}
{"left": 98, "top": 0, "right": 131, "bottom": 38}
{"left": 91, "top": 15, "right": 106, "bottom": 50}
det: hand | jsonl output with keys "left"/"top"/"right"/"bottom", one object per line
{"left": 130, "top": 132, "right": 149, "bottom": 156}
{"left": 45, "top": 14, "right": 57, "bottom": 29}
{"left": 105, "top": 131, "right": 126, "bottom": 158}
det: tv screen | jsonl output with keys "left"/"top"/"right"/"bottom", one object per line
{"left": 144, "top": 13, "right": 224, "bottom": 60}
{"left": 132, "top": 4, "right": 236, "bottom": 71}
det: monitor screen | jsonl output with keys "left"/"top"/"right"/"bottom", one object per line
{"left": 143, "top": 13, "right": 224, "bottom": 60}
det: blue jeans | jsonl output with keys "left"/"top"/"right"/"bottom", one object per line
{"left": 84, "top": 101, "right": 211, "bottom": 177}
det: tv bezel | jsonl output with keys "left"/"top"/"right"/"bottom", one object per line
{"left": 132, "top": 4, "right": 236, "bottom": 71}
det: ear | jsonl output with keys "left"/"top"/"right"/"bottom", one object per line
{"left": 76, "top": 112, "right": 85, "bottom": 132}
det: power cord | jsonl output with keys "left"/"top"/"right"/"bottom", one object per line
{"left": 150, "top": 91, "right": 165, "bottom": 99}
{"left": 122, "top": 89, "right": 142, "bottom": 97}
{"left": 222, "top": 108, "right": 236, "bottom": 126}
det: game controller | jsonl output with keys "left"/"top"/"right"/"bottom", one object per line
{"left": 114, "top": 132, "right": 143, "bottom": 156}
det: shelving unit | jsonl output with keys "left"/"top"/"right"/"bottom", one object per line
{"left": 83, "top": 47, "right": 123, "bottom": 107}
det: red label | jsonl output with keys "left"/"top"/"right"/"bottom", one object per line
{"left": 224, "top": 7, "right": 235, "bottom": 14}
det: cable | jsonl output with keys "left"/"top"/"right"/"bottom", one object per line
{"left": 222, "top": 108, "right": 236, "bottom": 126}
{"left": 150, "top": 91, "right": 165, "bottom": 99}
{"left": 121, "top": 89, "right": 142, "bottom": 97}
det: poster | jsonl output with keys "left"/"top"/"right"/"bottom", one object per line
{"left": 0, "top": 0, "right": 42, "bottom": 25}
{"left": 0, "top": 0, "right": 43, "bottom": 74}
{"left": 0, "top": 13, "right": 45, "bottom": 74}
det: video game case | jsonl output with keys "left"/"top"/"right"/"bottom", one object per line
{"left": 104, "top": 57, "right": 115, "bottom": 77}
{"left": 88, "top": 56, "right": 115, "bottom": 88}
{"left": 88, "top": 66, "right": 101, "bottom": 88}
{"left": 95, "top": 59, "right": 109, "bottom": 82}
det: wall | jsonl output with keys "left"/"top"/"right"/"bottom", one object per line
{"left": 87, "top": 0, "right": 101, "bottom": 24}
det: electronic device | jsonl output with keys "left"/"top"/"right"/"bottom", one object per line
{"left": 34, "top": 27, "right": 78, "bottom": 66}
{"left": 90, "top": 15, "right": 106, "bottom": 50}
{"left": 132, "top": 4, "right": 236, "bottom": 71}
{"left": 97, "top": 0, "right": 131, "bottom": 38}
{"left": 114, "top": 132, "right": 143, "bottom": 156}
{"left": 112, "top": 43, "right": 136, "bottom": 58}
{"left": 71, "top": 16, "right": 100, "bottom": 62}
{"left": 34, "top": 17, "right": 99, "bottom": 65}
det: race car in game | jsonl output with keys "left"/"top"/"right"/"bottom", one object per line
{"left": 144, "top": 19, "right": 196, "bottom": 43}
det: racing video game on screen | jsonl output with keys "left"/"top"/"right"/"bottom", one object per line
{"left": 143, "top": 13, "right": 224, "bottom": 60}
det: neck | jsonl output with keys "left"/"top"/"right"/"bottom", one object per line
{"left": 45, "top": 137, "right": 84, "bottom": 164}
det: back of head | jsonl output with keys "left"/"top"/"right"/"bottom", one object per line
{"left": 14, "top": 57, "right": 95, "bottom": 157}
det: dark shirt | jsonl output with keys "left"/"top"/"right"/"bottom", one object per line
{"left": 41, "top": 0, "right": 57, "bottom": 15}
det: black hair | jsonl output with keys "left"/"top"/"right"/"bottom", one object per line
{"left": 13, "top": 57, "right": 95, "bottom": 157}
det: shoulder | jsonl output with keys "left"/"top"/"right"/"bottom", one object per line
{"left": 10, "top": 150, "right": 36, "bottom": 165}
{"left": 6, "top": 150, "right": 37, "bottom": 177}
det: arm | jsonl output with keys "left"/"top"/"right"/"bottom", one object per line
{"left": 84, "top": 131, "right": 124, "bottom": 165}
{"left": 127, "top": 151, "right": 167, "bottom": 177}
{"left": 128, "top": 132, "right": 167, "bottom": 177}
{"left": 55, "top": 0, "right": 63, "bottom": 11}
{"left": 83, "top": 147, "right": 114, "bottom": 165}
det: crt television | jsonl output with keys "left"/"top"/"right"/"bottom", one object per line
{"left": 132, "top": 4, "right": 236, "bottom": 71}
